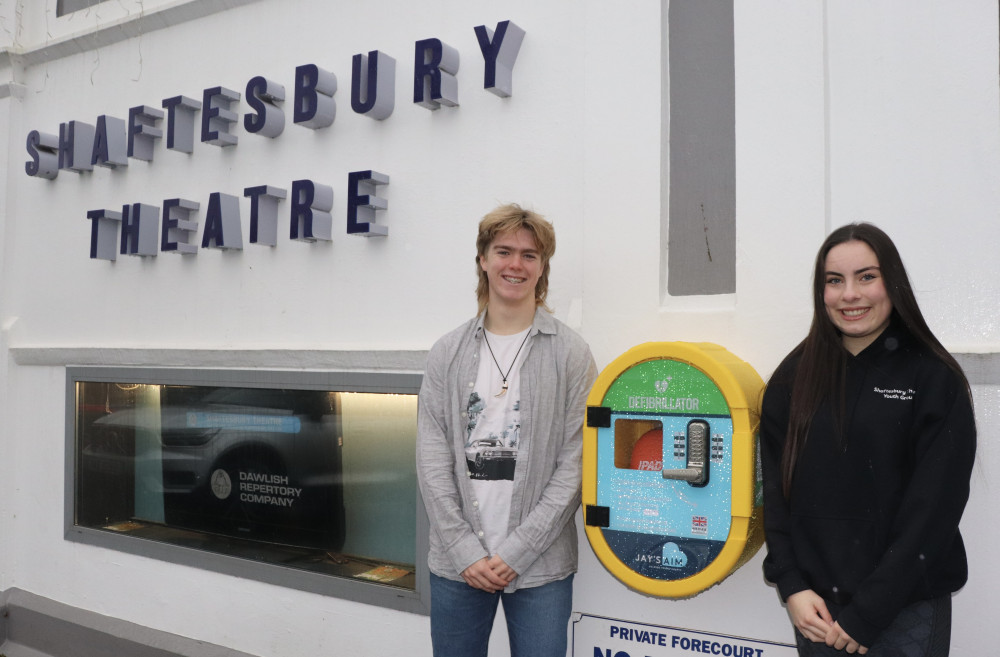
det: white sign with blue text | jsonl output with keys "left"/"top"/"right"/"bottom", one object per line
{"left": 572, "top": 613, "right": 796, "bottom": 657}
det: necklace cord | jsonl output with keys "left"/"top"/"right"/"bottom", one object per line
{"left": 482, "top": 329, "right": 531, "bottom": 388}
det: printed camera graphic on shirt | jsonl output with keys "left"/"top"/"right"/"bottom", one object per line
{"left": 583, "top": 342, "right": 765, "bottom": 598}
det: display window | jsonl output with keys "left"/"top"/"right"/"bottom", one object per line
{"left": 67, "top": 367, "right": 428, "bottom": 613}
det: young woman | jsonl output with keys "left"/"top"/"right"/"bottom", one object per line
{"left": 761, "top": 223, "right": 976, "bottom": 656}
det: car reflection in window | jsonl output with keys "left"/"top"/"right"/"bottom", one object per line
{"left": 81, "top": 387, "right": 345, "bottom": 550}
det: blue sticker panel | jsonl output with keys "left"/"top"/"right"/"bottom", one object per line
{"left": 595, "top": 412, "right": 733, "bottom": 581}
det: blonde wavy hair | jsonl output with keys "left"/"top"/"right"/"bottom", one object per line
{"left": 475, "top": 204, "right": 556, "bottom": 315}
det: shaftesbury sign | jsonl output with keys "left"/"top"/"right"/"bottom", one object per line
{"left": 23, "top": 20, "right": 525, "bottom": 262}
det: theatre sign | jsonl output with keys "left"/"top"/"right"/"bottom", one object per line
{"left": 23, "top": 20, "right": 526, "bottom": 262}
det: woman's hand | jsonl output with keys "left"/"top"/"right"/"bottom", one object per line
{"left": 825, "top": 621, "right": 868, "bottom": 654}
{"left": 786, "top": 590, "right": 834, "bottom": 643}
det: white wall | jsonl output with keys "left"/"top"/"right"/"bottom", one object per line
{"left": 0, "top": 1, "right": 997, "bottom": 655}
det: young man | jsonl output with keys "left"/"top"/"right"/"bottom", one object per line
{"left": 417, "top": 204, "right": 597, "bottom": 657}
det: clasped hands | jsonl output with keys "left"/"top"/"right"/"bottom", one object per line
{"left": 462, "top": 555, "right": 517, "bottom": 593}
{"left": 787, "top": 590, "right": 868, "bottom": 655}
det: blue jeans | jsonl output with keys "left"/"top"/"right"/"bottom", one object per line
{"left": 430, "top": 573, "right": 574, "bottom": 657}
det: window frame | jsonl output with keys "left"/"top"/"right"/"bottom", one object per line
{"left": 65, "top": 366, "right": 430, "bottom": 615}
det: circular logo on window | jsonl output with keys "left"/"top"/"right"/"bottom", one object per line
{"left": 210, "top": 469, "right": 233, "bottom": 500}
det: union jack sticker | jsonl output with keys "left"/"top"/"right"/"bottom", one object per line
{"left": 691, "top": 515, "right": 708, "bottom": 535}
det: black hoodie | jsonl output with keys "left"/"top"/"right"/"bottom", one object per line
{"left": 761, "top": 321, "right": 976, "bottom": 647}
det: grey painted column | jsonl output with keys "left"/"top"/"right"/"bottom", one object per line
{"left": 666, "top": 0, "right": 735, "bottom": 296}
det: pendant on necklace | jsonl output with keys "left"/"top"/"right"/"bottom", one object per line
{"left": 483, "top": 329, "right": 529, "bottom": 400}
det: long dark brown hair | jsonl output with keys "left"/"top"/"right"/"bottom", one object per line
{"left": 779, "top": 223, "right": 971, "bottom": 497}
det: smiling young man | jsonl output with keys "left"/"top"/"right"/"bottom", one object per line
{"left": 416, "top": 204, "right": 597, "bottom": 657}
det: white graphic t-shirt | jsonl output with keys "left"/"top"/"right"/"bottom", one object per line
{"left": 466, "top": 327, "right": 531, "bottom": 554}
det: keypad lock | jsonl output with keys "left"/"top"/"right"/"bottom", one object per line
{"left": 662, "top": 419, "right": 709, "bottom": 486}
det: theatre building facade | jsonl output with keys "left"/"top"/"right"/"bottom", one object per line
{"left": 0, "top": 1, "right": 997, "bottom": 656}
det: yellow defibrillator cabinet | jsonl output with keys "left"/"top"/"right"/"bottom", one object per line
{"left": 583, "top": 342, "right": 765, "bottom": 598}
